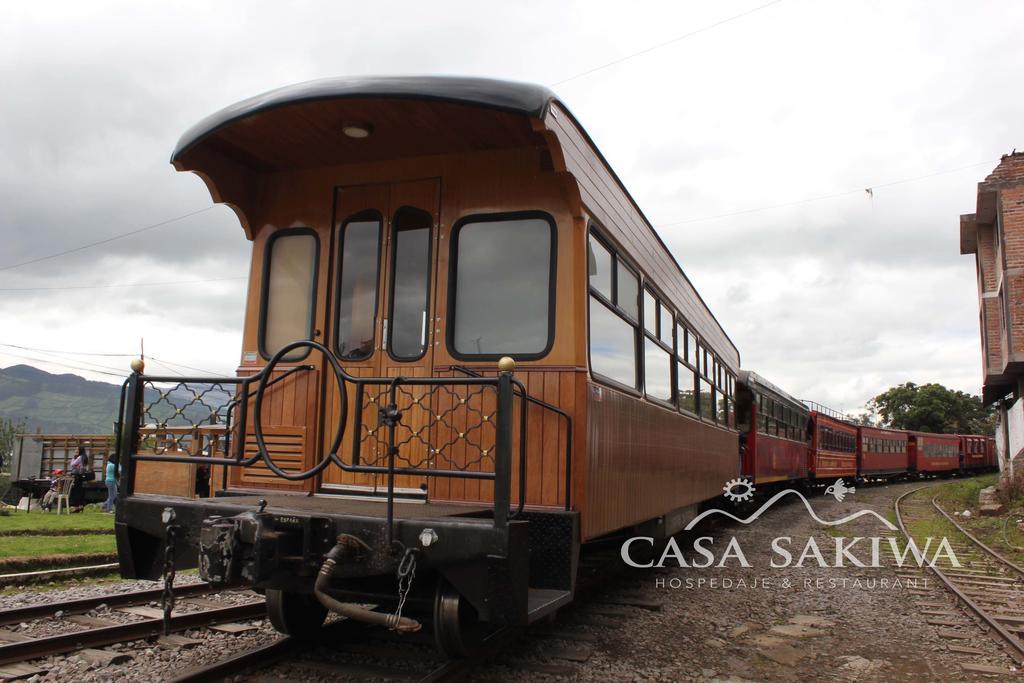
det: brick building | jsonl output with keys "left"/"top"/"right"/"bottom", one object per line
{"left": 960, "top": 151, "right": 1024, "bottom": 468}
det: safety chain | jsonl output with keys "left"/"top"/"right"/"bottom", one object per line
{"left": 160, "top": 507, "right": 178, "bottom": 636}
{"left": 389, "top": 547, "right": 418, "bottom": 631}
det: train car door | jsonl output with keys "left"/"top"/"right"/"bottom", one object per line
{"left": 319, "top": 179, "right": 440, "bottom": 498}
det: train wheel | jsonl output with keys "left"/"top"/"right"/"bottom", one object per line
{"left": 266, "top": 589, "right": 327, "bottom": 638}
{"left": 433, "top": 580, "right": 493, "bottom": 658}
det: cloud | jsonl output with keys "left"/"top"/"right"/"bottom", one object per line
{"left": 0, "top": 0, "right": 1021, "bottom": 418}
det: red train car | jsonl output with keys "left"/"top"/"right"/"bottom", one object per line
{"left": 908, "top": 432, "right": 960, "bottom": 475}
{"left": 959, "top": 434, "right": 989, "bottom": 472}
{"left": 735, "top": 371, "right": 810, "bottom": 485}
{"left": 809, "top": 412, "right": 857, "bottom": 481}
{"left": 857, "top": 426, "right": 909, "bottom": 480}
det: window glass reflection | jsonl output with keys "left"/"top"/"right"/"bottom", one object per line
{"left": 454, "top": 218, "right": 552, "bottom": 355}
{"left": 264, "top": 233, "right": 317, "bottom": 359}
{"left": 336, "top": 219, "right": 380, "bottom": 360}
{"left": 678, "top": 362, "right": 697, "bottom": 413}
{"left": 588, "top": 237, "right": 612, "bottom": 300}
{"left": 644, "top": 338, "right": 672, "bottom": 401}
{"left": 617, "top": 261, "right": 639, "bottom": 321}
{"left": 389, "top": 208, "right": 431, "bottom": 359}
{"left": 589, "top": 295, "right": 637, "bottom": 388}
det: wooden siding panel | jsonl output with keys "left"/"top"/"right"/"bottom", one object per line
{"left": 584, "top": 381, "right": 738, "bottom": 540}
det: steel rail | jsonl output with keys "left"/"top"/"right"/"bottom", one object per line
{"left": 167, "top": 635, "right": 298, "bottom": 683}
{"left": 931, "top": 496, "right": 1024, "bottom": 578}
{"left": 894, "top": 486, "right": 1024, "bottom": 665}
{"left": 0, "top": 582, "right": 213, "bottom": 626}
{"left": 0, "top": 600, "right": 266, "bottom": 666}
{"left": 0, "top": 562, "right": 120, "bottom": 588}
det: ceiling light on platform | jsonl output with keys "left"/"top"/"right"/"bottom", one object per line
{"left": 342, "top": 123, "right": 372, "bottom": 139}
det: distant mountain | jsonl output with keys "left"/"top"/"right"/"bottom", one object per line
{"left": 0, "top": 365, "right": 231, "bottom": 435}
{"left": 0, "top": 365, "right": 123, "bottom": 434}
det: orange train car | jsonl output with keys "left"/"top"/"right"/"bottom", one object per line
{"left": 809, "top": 411, "right": 858, "bottom": 481}
{"left": 857, "top": 426, "right": 909, "bottom": 479}
{"left": 908, "top": 431, "right": 961, "bottom": 475}
{"left": 113, "top": 76, "right": 740, "bottom": 654}
{"left": 735, "top": 371, "right": 810, "bottom": 484}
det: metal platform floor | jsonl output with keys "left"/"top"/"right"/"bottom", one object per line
{"left": 206, "top": 493, "right": 490, "bottom": 519}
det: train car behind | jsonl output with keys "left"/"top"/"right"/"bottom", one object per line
{"left": 808, "top": 411, "right": 857, "bottom": 482}
{"left": 856, "top": 426, "right": 909, "bottom": 481}
{"left": 958, "top": 434, "right": 990, "bottom": 473}
{"left": 734, "top": 371, "right": 809, "bottom": 485}
{"left": 908, "top": 432, "right": 960, "bottom": 476}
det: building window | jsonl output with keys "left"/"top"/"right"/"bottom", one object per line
{"left": 588, "top": 230, "right": 640, "bottom": 389}
{"left": 451, "top": 214, "right": 555, "bottom": 357}
{"left": 262, "top": 230, "right": 318, "bottom": 360}
{"left": 335, "top": 214, "right": 381, "bottom": 360}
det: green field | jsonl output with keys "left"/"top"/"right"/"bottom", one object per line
{"left": 0, "top": 534, "right": 116, "bottom": 560}
{"left": 0, "top": 508, "right": 114, "bottom": 534}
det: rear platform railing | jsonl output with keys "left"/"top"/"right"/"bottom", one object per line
{"left": 115, "top": 341, "right": 571, "bottom": 540}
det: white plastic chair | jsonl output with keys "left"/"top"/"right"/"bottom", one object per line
{"left": 55, "top": 476, "right": 75, "bottom": 515}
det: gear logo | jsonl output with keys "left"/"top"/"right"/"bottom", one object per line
{"left": 723, "top": 478, "right": 756, "bottom": 503}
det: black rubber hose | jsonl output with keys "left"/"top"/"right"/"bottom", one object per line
{"left": 313, "top": 552, "right": 421, "bottom": 633}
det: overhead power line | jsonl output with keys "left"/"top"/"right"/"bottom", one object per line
{"left": 0, "top": 206, "right": 216, "bottom": 272}
{"left": 550, "top": 0, "right": 785, "bottom": 87}
{"left": 0, "top": 342, "right": 136, "bottom": 357}
{"left": 0, "top": 275, "right": 246, "bottom": 292}
{"left": 0, "top": 350, "right": 126, "bottom": 379}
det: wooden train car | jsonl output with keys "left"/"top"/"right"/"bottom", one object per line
{"left": 808, "top": 411, "right": 857, "bottom": 480}
{"left": 908, "top": 432, "right": 960, "bottom": 475}
{"left": 735, "top": 371, "right": 809, "bottom": 484}
{"left": 856, "top": 426, "right": 909, "bottom": 480}
{"left": 113, "top": 76, "right": 740, "bottom": 654}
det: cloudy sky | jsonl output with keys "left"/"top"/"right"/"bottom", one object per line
{"left": 1, "top": 0, "right": 1022, "bottom": 413}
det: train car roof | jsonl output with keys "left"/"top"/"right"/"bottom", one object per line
{"left": 170, "top": 75, "right": 739, "bottom": 365}
{"left": 171, "top": 76, "right": 556, "bottom": 161}
{"left": 858, "top": 424, "right": 909, "bottom": 438}
{"left": 736, "top": 370, "right": 806, "bottom": 412}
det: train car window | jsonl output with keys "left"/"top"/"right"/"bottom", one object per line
{"left": 452, "top": 215, "right": 554, "bottom": 357}
{"left": 643, "top": 289, "right": 657, "bottom": 335}
{"left": 676, "top": 323, "right": 687, "bottom": 361}
{"left": 388, "top": 207, "right": 432, "bottom": 360}
{"left": 616, "top": 261, "right": 639, "bottom": 321}
{"left": 589, "top": 294, "right": 638, "bottom": 388}
{"left": 261, "top": 230, "right": 318, "bottom": 360}
{"left": 644, "top": 338, "right": 672, "bottom": 402}
{"left": 699, "top": 379, "right": 715, "bottom": 420}
{"left": 678, "top": 361, "right": 697, "bottom": 414}
{"left": 588, "top": 237, "right": 612, "bottom": 300}
{"left": 686, "top": 330, "right": 697, "bottom": 365}
{"left": 718, "top": 393, "right": 729, "bottom": 424}
{"left": 335, "top": 216, "right": 381, "bottom": 360}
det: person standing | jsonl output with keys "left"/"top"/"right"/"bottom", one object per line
{"left": 103, "top": 453, "right": 119, "bottom": 513}
{"left": 69, "top": 446, "right": 88, "bottom": 513}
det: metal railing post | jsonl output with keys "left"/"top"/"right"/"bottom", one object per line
{"left": 494, "top": 358, "right": 515, "bottom": 531}
{"left": 119, "top": 361, "right": 145, "bottom": 498}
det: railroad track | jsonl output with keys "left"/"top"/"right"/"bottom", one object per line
{"left": 0, "top": 585, "right": 266, "bottom": 680}
{"left": 894, "top": 485, "right": 1024, "bottom": 673}
{"left": 168, "top": 541, "right": 659, "bottom": 682}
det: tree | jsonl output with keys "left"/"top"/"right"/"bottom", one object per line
{"left": 866, "top": 382, "right": 995, "bottom": 435}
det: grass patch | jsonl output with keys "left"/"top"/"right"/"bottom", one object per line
{"left": 0, "top": 507, "right": 114, "bottom": 535}
{"left": 0, "top": 534, "right": 116, "bottom": 560}
{"left": 925, "top": 475, "right": 1024, "bottom": 568}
